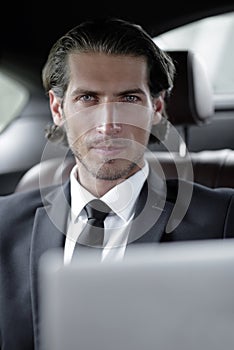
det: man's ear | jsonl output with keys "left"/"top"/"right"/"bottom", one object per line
{"left": 152, "top": 93, "right": 165, "bottom": 125}
{"left": 49, "top": 90, "right": 63, "bottom": 126}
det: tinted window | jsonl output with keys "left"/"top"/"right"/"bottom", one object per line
{"left": 153, "top": 12, "right": 234, "bottom": 97}
{"left": 0, "top": 71, "right": 29, "bottom": 132}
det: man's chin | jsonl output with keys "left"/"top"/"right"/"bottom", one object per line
{"left": 91, "top": 158, "right": 140, "bottom": 181}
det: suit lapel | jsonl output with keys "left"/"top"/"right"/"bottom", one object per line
{"left": 30, "top": 181, "right": 70, "bottom": 349}
{"left": 127, "top": 168, "right": 174, "bottom": 245}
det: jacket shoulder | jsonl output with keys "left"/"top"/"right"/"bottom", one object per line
{"left": 0, "top": 185, "right": 60, "bottom": 220}
{"left": 166, "top": 178, "right": 234, "bottom": 202}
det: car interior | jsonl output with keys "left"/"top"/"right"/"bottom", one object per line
{"left": 1, "top": 1, "right": 234, "bottom": 195}
{"left": 1, "top": 3, "right": 234, "bottom": 349}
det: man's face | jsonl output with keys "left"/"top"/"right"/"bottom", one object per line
{"left": 50, "top": 52, "right": 162, "bottom": 183}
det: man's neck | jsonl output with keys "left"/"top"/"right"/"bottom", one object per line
{"left": 79, "top": 174, "right": 125, "bottom": 197}
{"left": 75, "top": 162, "right": 142, "bottom": 197}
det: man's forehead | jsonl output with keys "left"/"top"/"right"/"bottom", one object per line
{"left": 67, "top": 53, "right": 149, "bottom": 91}
{"left": 68, "top": 52, "right": 147, "bottom": 68}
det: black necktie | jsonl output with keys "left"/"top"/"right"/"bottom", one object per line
{"left": 77, "top": 199, "right": 111, "bottom": 248}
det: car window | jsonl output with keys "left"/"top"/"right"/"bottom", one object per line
{"left": 153, "top": 11, "right": 234, "bottom": 107}
{"left": 0, "top": 71, "right": 29, "bottom": 132}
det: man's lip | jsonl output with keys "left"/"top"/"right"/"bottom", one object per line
{"left": 91, "top": 145, "right": 126, "bottom": 155}
{"left": 91, "top": 139, "right": 130, "bottom": 148}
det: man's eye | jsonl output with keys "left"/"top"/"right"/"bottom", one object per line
{"left": 80, "top": 95, "right": 94, "bottom": 102}
{"left": 124, "top": 95, "right": 139, "bottom": 103}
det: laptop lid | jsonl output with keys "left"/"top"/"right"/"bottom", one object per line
{"left": 39, "top": 239, "right": 234, "bottom": 350}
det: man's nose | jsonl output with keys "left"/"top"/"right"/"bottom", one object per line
{"left": 96, "top": 103, "right": 122, "bottom": 134}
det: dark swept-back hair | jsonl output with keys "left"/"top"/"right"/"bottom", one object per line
{"left": 42, "top": 17, "right": 175, "bottom": 144}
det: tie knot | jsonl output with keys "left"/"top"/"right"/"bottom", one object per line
{"left": 77, "top": 199, "right": 111, "bottom": 248}
{"left": 85, "top": 199, "right": 111, "bottom": 222}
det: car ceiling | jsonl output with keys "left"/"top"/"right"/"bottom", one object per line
{"left": 2, "top": 1, "right": 234, "bottom": 68}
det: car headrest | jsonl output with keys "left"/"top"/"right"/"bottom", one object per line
{"left": 165, "top": 50, "right": 214, "bottom": 126}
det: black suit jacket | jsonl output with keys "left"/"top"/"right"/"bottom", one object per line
{"left": 0, "top": 168, "right": 234, "bottom": 350}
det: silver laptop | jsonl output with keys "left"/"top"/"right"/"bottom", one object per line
{"left": 39, "top": 239, "right": 234, "bottom": 350}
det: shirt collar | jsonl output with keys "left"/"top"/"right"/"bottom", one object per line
{"left": 70, "top": 161, "right": 149, "bottom": 223}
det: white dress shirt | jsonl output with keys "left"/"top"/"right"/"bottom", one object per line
{"left": 64, "top": 160, "right": 149, "bottom": 264}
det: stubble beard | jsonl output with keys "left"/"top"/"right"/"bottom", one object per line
{"left": 65, "top": 119, "right": 147, "bottom": 181}
{"left": 71, "top": 146, "right": 143, "bottom": 181}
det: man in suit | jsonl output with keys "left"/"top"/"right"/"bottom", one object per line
{"left": 0, "top": 18, "right": 234, "bottom": 350}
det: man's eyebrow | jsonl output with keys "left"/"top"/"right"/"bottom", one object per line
{"left": 115, "top": 88, "right": 146, "bottom": 96}
{"left": 70, "top": 88, "right": 97, "bottom": 97}
{"left": 70, "top": 87, "right": 147, "bottom": 97}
